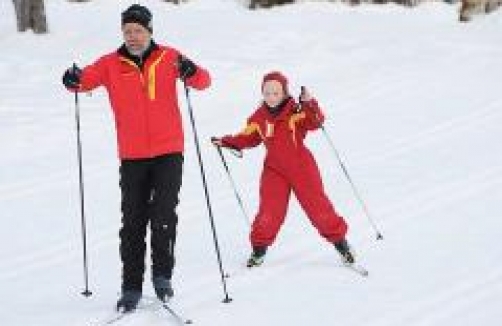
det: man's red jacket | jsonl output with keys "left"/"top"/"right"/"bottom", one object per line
{"left": 75, "top": 44, "right": 211, "bottom": 159}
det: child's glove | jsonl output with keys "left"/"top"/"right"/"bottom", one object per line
{"left": 211, "top": 137, "right": 224, "bottom": 147}
{"left": 297, "top": 86, "right": 315, "bottom": 112}
{"left": 211, "top": 137, "right": 243, "bottom": 158}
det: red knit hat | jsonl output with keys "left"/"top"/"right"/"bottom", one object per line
{"left": 262, "top": 71, "right": 289, "bottom": 95}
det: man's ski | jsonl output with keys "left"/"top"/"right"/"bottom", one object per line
{"left": 139, "top": 295, "right": 193, "bottom": 325}
{"left": 160, "top": 301, "right": 193, "bottom": 324}
{"left": 95, "top": 309, "right": 139, "bottom": 326}
{"left": 92, "top": 299, "right": 159, "bottom": 325}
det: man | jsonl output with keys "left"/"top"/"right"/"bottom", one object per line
{"left": 62, "top": 4, "right": 211, "bottom": 312}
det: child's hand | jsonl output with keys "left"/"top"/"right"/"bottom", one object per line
{"left": 211, "top": 137, "right": 224, "bottom": 146}
{"left": 299, "top": 86, "right": 313, "bottom": 103}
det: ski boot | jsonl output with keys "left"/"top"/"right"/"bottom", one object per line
{"left": 152, "top": 276, "right": 174, "bottom": 302}
{"left": 116, "top": 290, "right": 142, "bottom": 313}
{"left": 334, "top": 239, "right": 355, "bottom": 265}
{"left": 246, "top": 247, "right": 267, "bottom": 268}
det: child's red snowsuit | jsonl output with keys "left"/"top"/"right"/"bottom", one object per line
{"left": 221, "top": 97, "right": 348, "bottom": 248}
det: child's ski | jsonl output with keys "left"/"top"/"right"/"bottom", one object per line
{"left": 345, "top": 263, "right": 369, "bottom": 277}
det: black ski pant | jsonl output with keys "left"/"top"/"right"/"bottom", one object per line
{"left": 119, "top": 153, "right": 183, "bottom": 292}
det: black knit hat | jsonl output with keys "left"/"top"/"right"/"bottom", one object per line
{"left": 121, "top": 4, "right": 153, "bottom": 33}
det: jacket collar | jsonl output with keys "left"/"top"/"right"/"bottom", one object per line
{"left": 118, "top": 40, "right": 159, "bottom": 69}
{"left": 263, "top": 97, "right": 294, "bottom": 120}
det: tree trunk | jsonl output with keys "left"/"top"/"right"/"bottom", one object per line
{"left": 12, "top": 0, "right": 48, "bottom": 33}
{"left": 249, "top": 0, "right": 295, "bottom": 9}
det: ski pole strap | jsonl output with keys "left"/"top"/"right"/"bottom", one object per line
{"left": 215, "top": 145, "right": 233, "bottom": 174}
{"left": 225, "top": 147, "right": 243, "bottom": 158}
{"left": 214, "top": 143, "right": 243, "bottom": 158}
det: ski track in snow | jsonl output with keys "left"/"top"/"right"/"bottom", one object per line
{"left": 378, "top": 165, "right": 502, "bottom": 224}
{"left": 370, "top": 267, "right": 502, "bottom": 326}
{"left": 348, "top": 98, "right": 502, "bottom": 165}
{"left": 0, "top": 161, "right": 114, "bottom": 202}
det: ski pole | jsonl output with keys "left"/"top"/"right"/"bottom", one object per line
{"left": 299, "top": 86, "right": 383, "bottom": 240}
{"left": 213, "top": 144, "right": 250, "bottom": 226}
{"left": 319, "top": 125, "right": 383, "bottom": 240}
{"left": 182, "top": 82, "right": 232, "bottom": 303}
{"left": 71, "top": 64, "right": 92, "bottom": 296}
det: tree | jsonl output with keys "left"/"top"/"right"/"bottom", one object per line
{"left": 12, "top": 0, "right": 48, "bottom": 33}
{"left": 459, "top": 0, "right": 502, "bottom": 21}
{"left": 250, "top": 0, "right": 295, "bottom": 9}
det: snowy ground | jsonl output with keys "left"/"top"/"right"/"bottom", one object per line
{"left": 1, "top": 0, "right": 502, "bottom": 325}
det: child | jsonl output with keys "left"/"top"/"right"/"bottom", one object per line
{"left": 212, "top": 71, "right": 355, "bottom": 267}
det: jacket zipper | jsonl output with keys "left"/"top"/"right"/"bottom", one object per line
{"left": 140, "top": 58, "right": 153, "bottom": 157}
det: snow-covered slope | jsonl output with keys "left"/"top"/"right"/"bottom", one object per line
{"left": 1, "top": 1, "right": 501, "bottom": 325}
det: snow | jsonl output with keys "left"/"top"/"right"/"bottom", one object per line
{"left": 1, "top": 0, "right": 501, "bottom": 325}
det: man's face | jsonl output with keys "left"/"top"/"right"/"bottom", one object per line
{"left": 122, "top": 23, "right": 151, "bottom": 54}
{"left": 262, "top": 80, "right": 286, "bottom": 108}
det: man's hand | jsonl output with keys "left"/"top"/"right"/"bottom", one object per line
{"left": 178, "top": 55, "right": 197, "bottom": 80}
{"left": 62, "top": 65, "right": 82, "bottom": 89}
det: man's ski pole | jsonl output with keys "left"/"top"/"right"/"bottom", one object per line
{"left": 182, "top": 82, "right": 232, "bottom": 303}
{"left": 71, "top": 68, "right": 92, "bottom": 296}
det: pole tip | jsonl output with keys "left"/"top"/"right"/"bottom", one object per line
{"left": 81, "top": 290, "right": 93, "bottom": 297}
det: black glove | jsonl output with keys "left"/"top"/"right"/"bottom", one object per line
{"left": 62, "top": 65, "right": 82, "bottom": 89}
{"left": 211, "top": 136, "right": 224, "bottom": 147}
{"left": 178, "top": 55, "right": 197, "bottom": 80}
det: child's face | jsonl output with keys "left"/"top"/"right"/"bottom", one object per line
{"left": 262, "top": 80, "right": 286, "bottom": 108}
